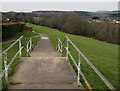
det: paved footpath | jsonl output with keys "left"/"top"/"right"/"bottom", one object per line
{"left": 9, "top": 34, "right": 84, "bottom": 89}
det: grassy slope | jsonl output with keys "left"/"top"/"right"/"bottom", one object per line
{"left": 11, "top": 31, "right": 38, "bottom": 39}
{"left": 1, "top": 30, "right": 40, "bottom": 90}
{"left": 27, "top": 23, "right": 118, "bottom": 89}
{"left": 2, "top": 31, "right": 38, "bottom": 51}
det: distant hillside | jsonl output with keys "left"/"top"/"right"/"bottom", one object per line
{"left": 74, "top": 10, "right": 119, "bottom": 18}
{"left": 32, "top": 10, "right": 119, "bottom": 18}
{"left": 107, "top": 11, "right": 119, "bottom": 17}
{"left": 74, "top": 11, "right": 93, "bottom": 17}
{"left": 32, "top": 11, "right": 73, "bottom": 16}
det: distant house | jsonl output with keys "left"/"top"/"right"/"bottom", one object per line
{"left": 2, "top": 17, "right": 10, "bottom": 21}
{"left": 1, "top": 17, "right": 11, "bottom": 23}
{"left": 111, "top": 20, "right": 120, "bottom": 24}
{"left": 6, "top": 18, "right": 10, "bottom": 21}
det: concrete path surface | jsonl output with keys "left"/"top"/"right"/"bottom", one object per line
{"left": 9, "top": 34, "right": 84, "bottom": 89}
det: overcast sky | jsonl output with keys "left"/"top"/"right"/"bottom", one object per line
{"left": 0, "top": 0, "right": 119, "bottom": 12}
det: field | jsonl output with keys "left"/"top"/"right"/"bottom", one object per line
{"left": 27, "top": 23, "right": 118, "bottom": 89}
{"left": 1, "top": 30, "right": 40, "bottom": 90}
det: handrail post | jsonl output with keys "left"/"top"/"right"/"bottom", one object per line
{"left": 61, "top": 43, "right": 63, "bottom": 56}
{"left": 27, "top": 43, "right": 29, "bottom": 57}
{"left": 77, "top": 53, "right": 81, "bottom": 87}
{"left": 19, "top": 39, "right": 22, "bottom": 57}
{"left": 4, "top": 53, "right": 8, "bottom": 86}
{"left": 66, "top": 39, "right": 69, "bottom": 61}
{"left": 58, "top": 39, "right": 60, "bottom": 52}
{"left": 30, "top": 38, "right": 32, "bottom": 51}
{"left": 56, "top": 39, "right": 58, "bottom": 50}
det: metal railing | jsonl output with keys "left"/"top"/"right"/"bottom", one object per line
{"left": 0, "top": 36, "right": 33, "bottom": 86}
{"left": 56, "top": 36, "right": 115, "bottom": 90}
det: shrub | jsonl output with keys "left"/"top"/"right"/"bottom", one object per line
{"left": 2, "top": 23, "right": 25, "bottom": 40}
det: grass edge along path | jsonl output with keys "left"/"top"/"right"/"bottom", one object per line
{"left": 1, "top": 31, "right": 40, "bottom": 90}
{"left": 27, "top": 23, "right": 118, "bottom": 90}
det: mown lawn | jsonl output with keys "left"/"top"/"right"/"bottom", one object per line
{"left": 27, "top": 23, "right": 118, "bottom": 90}
{"left": 0, "top": 30, "right": 40, "bottom": 90}
{"left": 11, "top": 31, "right": 38, "bottom": 40}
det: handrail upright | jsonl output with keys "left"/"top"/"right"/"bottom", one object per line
{"left": 77, "top": 53, "right": 81, "bottom": 86}
{"left": 19, "top": 39, "right": 22, "bottom": 57}
{"left": 66, "top": 38, "right": 69, "bottom": 61}
{"left": 3, "top": 53, "right": 8, "bottom": 86}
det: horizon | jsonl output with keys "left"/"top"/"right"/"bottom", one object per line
{"left": 1, "top": 9, "right": 119, "bottom": 13}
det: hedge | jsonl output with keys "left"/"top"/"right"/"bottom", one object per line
{"left": 2, "top": 23, "right": 25, "bottom": 40}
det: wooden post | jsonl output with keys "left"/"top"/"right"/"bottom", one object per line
{"left": 77, "top": 53, "right": 81, "bottom": 87}
{"left": 19, "top": 39, "right": 22, "bottom": 57}
{"left": 4, "top": 53, "right": 8, "bottom": 86}
{"left": 66, "top": 39, "right": 69, "bottom": 61}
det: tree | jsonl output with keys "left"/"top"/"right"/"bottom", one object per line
{"left": 18, "top": 13, "right": 25, "bottom": 22}
{"left": 5, "top": 12, "right": 17, "bottom": 22}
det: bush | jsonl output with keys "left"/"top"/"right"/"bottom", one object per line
{"left": 2, "top": 23, "right": 25, "bottom": 40}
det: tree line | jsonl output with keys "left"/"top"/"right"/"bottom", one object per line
{"left": 2, "top": 12, "right": 119, "bottom": 44}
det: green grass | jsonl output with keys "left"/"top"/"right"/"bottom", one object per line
{"left": 1, "top": 31, "right": 39, "bottom": 52}
{"left": 1, "top": 22, "right": 24, "bottom": 25}
{"left": 11, "top": 31, "right": 38, "bottom": 40}
{"left": 0, "top": 30, "right": 40, "bottom": 90}
{"left": 27, "top": 23, "right": 118, "bottom": 90}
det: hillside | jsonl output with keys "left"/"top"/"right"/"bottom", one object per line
{"left": 32, "top": 10, "right": 119, "bottom": 18}
{"left": 74, "top": 10, "right": 119, "bottom": 18}
{"left": 27, "top": 23, "right": 118, "bottom": 89}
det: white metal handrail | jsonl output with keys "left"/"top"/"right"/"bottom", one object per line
{"left": 57, "top": 36, "right": 115, "bottom": 90}
{"left": 0, "top": 36, "right": 23, "bottom": 57}
{"left": 27, "top": 38, "right": 32, "bottom": 56}
{"left": 0, "top": 36, "right": 33, "bottom": 86}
